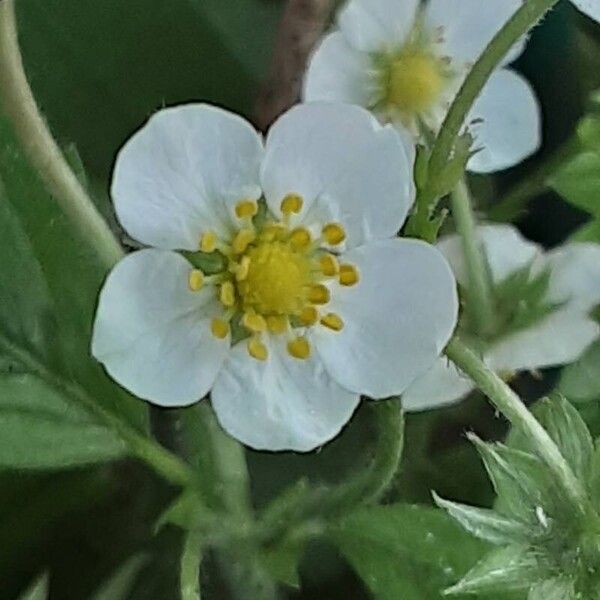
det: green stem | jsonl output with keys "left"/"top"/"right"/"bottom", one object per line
{"left": 489, "top": 134, "right": 581, "bottom": 222}
{"left": 180, "top": 529, "right": 203, "bottom": 600}
{"left": 451, "top": 179, "right": 495, "bottom": 336}
{"left": 428, "top": 0, "right": 561, "bottom": 203}
{"left": 445, "top": 337, "right": 594, "bottom": 520}
{"left": 0, "top": 0, "right": 123, "bottom": 269}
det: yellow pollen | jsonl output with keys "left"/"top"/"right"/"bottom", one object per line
{"left": 281, "top": 193, "right": 304, "bottom": 215}
{"left": 388, "top": 51, "right": 444, "bottom": 114}
{"left": 290, "top": 227, "right": 312, "bottom": 249}
{"left": 299, "top": 306, "right": 319, "bottom": 326}
{"left": 248, "top": 337, "right": 268, "bottom": 361}
{"left": 319, "top": 254, "right": 339, "bottom": 277}
{"left": 242, "top": 311, "right": 267, "bottom": 333}
{"left": 266, "top": 315, "right": 289, "bottom": 334}
{"left": 211, "top": 318, "right": 230, "bottom": 339}
{"left": 237, "top": 241, "right": 311, "bottom": 315}
{"left": 232, "top": 229, "right": 256, "bottom": 254}
{"left": 219, "top": 281, "right": 236, "bottom": 307}
{"left": 235, "top": 199, "right": 258, "bottom": 219}
{"left": 308, "top": 284, "right": 330, "bottom": 305}
{"left": 321, "top": 313, "right": 344, "bottom": 332}
{"left": 287, "top": 337, "right": 311, "bottom": 360}
{"left": 188, "top": 269, "right": 204, "bottom": 291}
{"left": 339, "top": 264, "right": 360, "bottom": 286}
{"left": 200, "top": 231, "right": 218, "bottom": 253}
{"left": 322, "top": 223, "right": 346, "bottom": 246}
{"left": 235, "top": 256, "right": 251, "bottom": 281}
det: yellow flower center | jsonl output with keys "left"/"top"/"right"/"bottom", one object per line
{"left": 187, "top": 196, "right": 361, "bottom": 362}
{"left": 387, "top": 52, "right": 444, "bottom": 114}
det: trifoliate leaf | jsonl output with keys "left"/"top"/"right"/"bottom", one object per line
{"left": 445, "top": 544, "right": 549, "bottom": 596}
{"left": 433, "top": 492, "right": 531, "bottom": 546}
{"left": 560, "top": 341, "right": 600, "bottom": 402}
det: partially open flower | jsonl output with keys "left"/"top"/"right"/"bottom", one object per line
{"left": 92, "top": 103, "right": 458, "bottom": 451}
{"left": 303, "top": 0, "right": 542, "bottom": 174}
{"left": 403, "top": 224, "right": 600, "bottom": 411}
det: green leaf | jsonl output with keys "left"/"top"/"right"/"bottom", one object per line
{"left": 550, "top": 151, "right": 600, "bottom": 216}
{"left": 528, "top": 578, "right": 576, "bottom": 600}
{"left": 445, "top": 545, "right": 548, "bottom": 596}
{"left": 0, "top": 374, "right": 126, "bottom": 469}
{"left": 19, "top": 573, "right": 48, "bottom": 600}
{"left": 329, "top": 504, "right": 487, "bottom": 600}
{"left": 90, "top": 554, "right": 148, "bottom": 600}
{"left": 433, "top": 492, "right": 531, "bottom": 546}
{"left": 259, "top": 536, "right": 303, "bottom": 589}
{"left": 560, "top": 341, "right": 600, "bottom": 402}
{"left": 571, "top": 218, "right": 600, "bottom": 242}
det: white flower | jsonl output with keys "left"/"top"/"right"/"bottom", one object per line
{"left": 403, "top": 224, "right": 600, "bottom": 411}
{"left": 303, "top": 0, "right": 542, "bottom": 174}
{"left": 91, "top": 102, "right": 458, "bottom": 451}
{"left": 572, "top": 0, "right": 600, "bottom": 23}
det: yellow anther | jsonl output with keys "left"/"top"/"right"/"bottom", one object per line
{"left": 200, "top": 231, "right": 218, "bottom": 253}
{"left": 211, "top": 318, "right": 230, "bottom": 339}
{"left": 248, "top": 337, "right": 268, "bottom": 361}
{"left": 287, "top": 337, "right": 311, "bottom": 360}
{"left": 319, "top": 254, "right": 339, "bottom": 277}
{"left": 235, "top": 199, "right": 258, "bottom": 219}
{"left": 188, "top": 269, "right": 205, "bottom": 291}
{"left": 235, "top": 256, "right": 251, "bottom": 281}
{"left": 242, "top": 311, "right": 267, "bottom": 333}
{"left": 320, "top": 313, "right": 344, "bottom": 332}
{"left": 299, "top": 306, "right": 319, "bottom": 326}
{"left": 322, "top": 223, "right": 347, "bottom": 245}
{"left": 232, "top": 229, "right": 256, "bottom": 254}
{"left": 261, "top": 223, "right": 287, "bottom": 242}
{"left": 281, "top": 193, "right": 304, "bottom": 215}
{"left": 308, "top": 284, "right": 330, "bottom": 305}
{"left": 290, "top": 227, "right": 312, "bottom": 249}
{"left": 339, "top": 264, "right": 360, "bottom": 286}
{"left": 267, "top": 315, "right": 288, "bottom": 334}
{"left": 219, "top": 281, "right": 236, "bottom": 307}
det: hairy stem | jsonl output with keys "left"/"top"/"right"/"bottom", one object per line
{"left": 180, "top": 529, "right": 203, "bottom": 600}
{"left": 0, "top": 0, "right": 123, "bottom": 269}
{"left": 451, "top": 179, "right": 495, "bottom": 335}
{"left": 445, "top": 337, "right": 594, "bottom": 520}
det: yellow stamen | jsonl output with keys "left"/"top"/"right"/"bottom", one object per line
{"left": 281, "top": 193, "right": 304, "bottom": 215}
{"left": 211, "top": 318, "right": 230, "bottom": 339}
{"left": 248, "top": 337, "right": 268, "bottom": 361}
{"left": 235, "top": 199, "right": 258, "bottom": 219}
{"left": 320, "top": 313, "right": 344, "bottom": 332}
{"left": 322, "top": 223, "right": 346, "bottom": 245}
{"left": 339, "top": 264, "right": 360, "bottom": 286}
{"left": 219, "top": 281, "right": 236, "bottom": 307}
{"left": 287, "top": 336, "right": 311, "bottom": 360}
{"left": 290, "top": 227, "right": 312, "bottom": 249}
{"left": 266, "top": 315, "right": 288, "bottom": 334}
{"left": 242, "top": 311, "right": 267, "bottom": 333}
{"left": 232, "top": 229, "right": 256, "bottom": 254}
{"left": 319, "top": 254, "right": 339, "bottom": 277}
{"left": 299, "top": 306, "right": 318, "bottom": 326}
{"left": 200, "top": 231, "right": 218, "bottom": 253}
{"left": 235, "top": 256, "right": 251, "bottom": 281}
{"left": 188, "top": 269, "right": 204, "bottom": 292}
{"left": 260, "top": 223, "right": 287, "bottom": 242}
{"left": 308, "top": 284, "right": 330, "bottom": 305}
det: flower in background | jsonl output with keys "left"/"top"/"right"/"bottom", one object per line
{"left": 572, "top": 0, "right": 600, "bottom": 24}
{"left": 403, "top": 224, "right": 600, "bottom": 410}
{"left": 303, "top": 0, "right": 542, "bottom": 174}
{"left": 92, "top": 102, "right": 458, "bottom": 452}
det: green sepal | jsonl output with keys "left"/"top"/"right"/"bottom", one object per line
{"left": 559, "top": 341, "right": 600, "bottom": 403}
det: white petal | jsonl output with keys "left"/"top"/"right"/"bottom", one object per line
{"left": 401, "top": 357, "right": 475, "bottom": 411}
{"left": 489, "top": 310, "right": 600, "bottom": 372}
{"left": 313, "top": 239, "right": 458, "bottom": 398}
{"left": 338, "top": 0, "right": 419, "bottom": 52}
{"left": 112, "top": 104, "right": 264, "bottom": 250}
{"left": 572, "top": 0, "right": 600, "bottom": 23}
{"left": 467, "top": 70, "right": 541, "bottom": 174}
{"left": 261, "top": 103, "right": 415, "bottom": 248}
{"left": 425, "top": 0, "right": 526, "bottom": 67}
{"left": 92, "top": 249, "right": 229, "bottom": 406}
{"left": 303, "top": 32, "right": 377, "bottom": 106}
{"left": 211, "top": 339, "right": 359, "bottom": 452}
{"left": 438, "top": 224, "right": 543, "bottom": 286}
{"left": 546, "top": 243, "right": 600, "bottom": 312}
